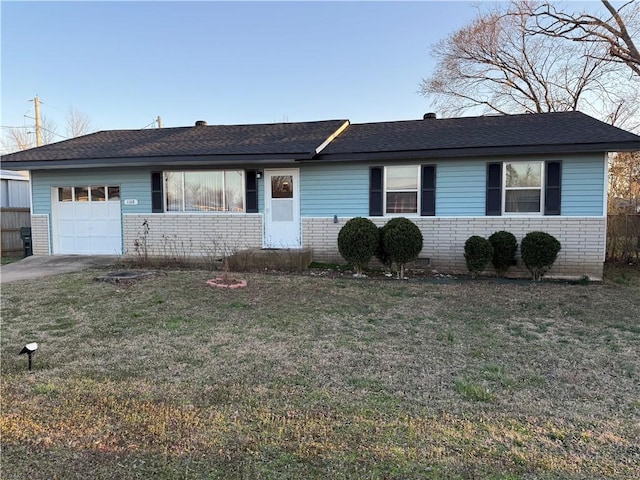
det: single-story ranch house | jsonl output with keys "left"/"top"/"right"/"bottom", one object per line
{"left": 3, "top": 111, "right": 640, "bottom": 279}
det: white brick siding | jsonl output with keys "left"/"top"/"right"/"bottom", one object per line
{"left": 31, "top": 214, "right": 50, "bottom": 255}
{"left": 303, "top": 217, "right": 606, "bottom": 280}
{"left": 123, "top": 214, "right": 263, "bottom": 258}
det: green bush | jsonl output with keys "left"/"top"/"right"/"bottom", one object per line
{"left": 521, "top": 231, "right": 562, "bottom": 281}
{"left": 380, "top": 217, "right": 423, "bottom": 278}
{"left": 337, "top": 217, "right": 379, "bottom": 275}
{"left": 375, "top": 225, "right": 393, "bottom": 270}
{"left": 464, "top": 236, "right": 493, "bottom": 278}
{"left": 488, "top": 231, "right": 518, "bottom": 276}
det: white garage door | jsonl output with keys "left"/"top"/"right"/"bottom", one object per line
{"left": 53, "top": 185, "right": 122, "bottom": 254}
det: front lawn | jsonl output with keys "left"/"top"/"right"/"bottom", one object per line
{"left": 1, "top": 267, "right": 639, "bottom": 479}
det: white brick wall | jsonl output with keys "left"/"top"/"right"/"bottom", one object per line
{"left": 303, "top": 216, "right": 606, "bottom": 280}
{"left": 123, "top": 214, "right": 264, "bottom": 258}
{"left": 31, "top": 214, "right": 50, "bottom": 255}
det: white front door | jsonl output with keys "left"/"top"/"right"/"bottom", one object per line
{"left": 264, "top": 169, "right": 300, "bottom": 248}
{"left": 52, "top": 185, "right": 122, "bottom": 254}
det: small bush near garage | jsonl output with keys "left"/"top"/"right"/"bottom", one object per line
{"left": 464, "top": 236, "right": 493, "bottom": 278}
{"left": 521, "top": 231, "right": 562, "bottom": 281}
{"left": 338, "top": 217, "right": 380, "bottom": 276}
{"left": 488, "top": 231, "right": 518, "bottom": 276}
{"left": 380, "top": 217, "right": 423, "bottom": 278}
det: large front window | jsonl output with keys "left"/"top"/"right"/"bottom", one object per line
{"left": 504, "top": 162, "right": 543, "bottom": 214}
{"left": 165, "top": 170, "right": 244, "bottom": 212}
{"left": 385, "top": 165, "right": 419, "bottom": 214}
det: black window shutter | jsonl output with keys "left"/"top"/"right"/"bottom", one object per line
{"left": 421, "top": 164, "right": 436, "bottom": 216}
{"left": 486, "top": 163, "right": 502, "bottom": 216}
{"left": 369, "top": 167, "right": 383, "bottom": 216}
{"left": 246, "top": 170, "right": 258, "bottom": 213}
{"left": 545, "top": 161, "right": 562, "bottom": 215}
{"left": 151, "top": 171, "right": 163, "bottom": 213}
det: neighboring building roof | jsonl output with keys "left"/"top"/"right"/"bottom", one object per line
{"left": 316, "top": 111, "right": 640, "bottom": 161}
{"left": 2, "top": 112, "right": 639, "bottom": 170}
{"left": 0, "top": 120, "right": 349, "bottom": 168}
{"left": 0, "top": 169, "right": 29, "bottom": 181}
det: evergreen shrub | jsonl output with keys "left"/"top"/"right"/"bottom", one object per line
{"left": 464, "top": 236, "right": 493, "bottom": 278}
{"left": 337, "top": 217, "right": 379, "bottom": 275}
{"left": 380, "top": 217, "right": 423, "bottom": 278}
{"left": 521, "top": 231, "right": 562, "bottom": 281}
{"left": 488, "top": 231, "right": 518, "bottom": 276}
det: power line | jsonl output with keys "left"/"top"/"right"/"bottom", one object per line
{"left": 37, "top": 126, "right": 66, "bottom": 139}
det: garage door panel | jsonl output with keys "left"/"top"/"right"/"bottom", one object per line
{"left": 91, "top": 221, "right": 111, "bottom": 236}
{"left": 73, "top": 204, "right": 92, "bottom": 220}
{"left": 53, "top": 186, "right": 122, "bottom": 255}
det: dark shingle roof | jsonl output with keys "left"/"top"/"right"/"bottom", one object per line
{"left": 317, "top": 111, "right": 640, "bottom": 160}
{"left": 2, "top": 112, "right": 639, "bottom": 169}
{"left": 1, "top": 120, "right": 349, "bottom": 166}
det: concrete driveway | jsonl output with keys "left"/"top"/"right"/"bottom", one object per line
{"left": 0, "top": 255, "right": 119, "bottom": 283}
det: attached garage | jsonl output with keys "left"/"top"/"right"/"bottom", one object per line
{"left": 52, "top": 185, "right": 122, "bottom": 254}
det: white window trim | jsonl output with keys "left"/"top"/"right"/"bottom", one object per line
{"left": 56, "top": 185, "right": 120, "bottom": 203}
{"left": 502, "top": 161, "right": 545, "bottom": 216}
{"left": 164, "top": 170, "right": 246, "bottom": 213}
{"left": 384, "top": 165, "right": 421, "bottom": 216}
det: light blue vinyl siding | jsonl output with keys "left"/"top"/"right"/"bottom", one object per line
{"left": 29, "top": 153, "right": 605, "bottom": 221}
{"left": 436, "top": 161, "right": 486, "bottom": 216}
{"left": 31, "top": 168, "right": 151, "bottom": 215}
{"left": 562, "top": 154, "right": 605, "bottom": 216}
{"left": 300, "top": 160, "right": 488, "bottom": 217}
{"left": 299, "top": 153, "right": 605, "bottom": 218}
{"left": 301, "top": 163, "right": 369, "bottom": 217}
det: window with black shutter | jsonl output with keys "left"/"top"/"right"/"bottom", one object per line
{"left": 369, "top": 167, "right": 383, "bottom": 216}
{"left": 545, "top": 161, "right": 562, "bottom": 215}
{"left": 486, "top": 163, "right": 502, "bottom": 215}
{"left": 245, "top": 170, "right": 258, "bottom": 213}
{"left": 151, "top": 171, "right": 163, "bottom": 213}
{"left": 421, "top": 165, "right": 436, "bottom": 216}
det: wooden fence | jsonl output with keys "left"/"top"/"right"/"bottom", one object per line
{"left": 1, "top": 208, "right": 31, "bottom": 257}
{"left": 607, "top": 214, "right": 640, "bottom": 263}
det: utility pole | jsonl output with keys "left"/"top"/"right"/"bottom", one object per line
{"left": 34, "top": 96, "right": 42, "bottom": 146}
{"left": 156, "top": 115, "right": 163, "bottom": 128}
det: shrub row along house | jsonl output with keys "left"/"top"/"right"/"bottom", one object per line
{"left": 3, "top": 111, "right": 640, "bottom": 279}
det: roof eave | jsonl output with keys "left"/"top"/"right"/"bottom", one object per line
{"left": 0, "top": 153, "right": 308, "bottom": 170}
{"left": 311, "top": 142, "right": 640, "bottom": 162}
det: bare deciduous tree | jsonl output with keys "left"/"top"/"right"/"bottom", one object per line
{"left": 2, "top": 127, "right": 33, "bottom": 152}
{"left": 531, "top": 0, "right": 640, "bottom": 77}
{"left": 609, "top": 151, "right": 640, "bottom": 212}
{"left": 40, "top": 114, "right": 60, "bottom": 145}
{"left": 420, "top": 1, "right": 639, "bottom": 124}
{"left": 66, "top": 108, "right": 92, "bottom": 138}
{"left": 1, "top": 106, "right": 94, "bottom": 154}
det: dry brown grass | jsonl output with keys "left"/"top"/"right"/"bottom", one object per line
{"left": 1, "top": 266, "right": 639, "bottom": 479}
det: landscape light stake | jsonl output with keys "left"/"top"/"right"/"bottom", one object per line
{"left": 19, "top": 342, "right": 38, "bottom": 372}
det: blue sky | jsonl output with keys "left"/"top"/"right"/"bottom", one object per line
{"left": 2, "top": 1, "right": 484, "bottom": 137}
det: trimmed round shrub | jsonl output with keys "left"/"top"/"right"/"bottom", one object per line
{"left": 464, "top": 236, "right": 493, "bottom": 278}
{"left": 488, "top": 230, "right": 518, "bottom": 276}
{"left": 337, "top": 217, "right": 379, "bottom": 275}
{"left": 381, "top": 217, "right": 423, "bottom": 278}
{"left": 521, "top": 231, "right": 562, "bottom": 281}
